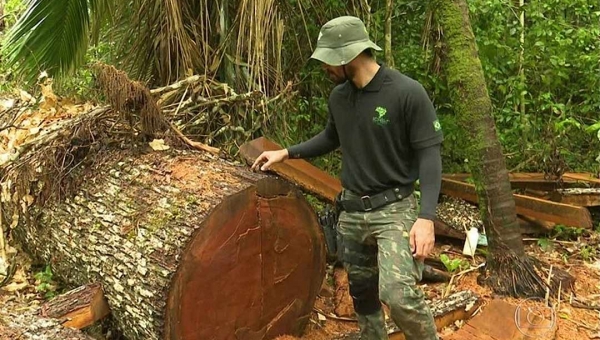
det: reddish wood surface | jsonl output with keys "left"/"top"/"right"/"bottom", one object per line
{"left": 164, "top": 177, "right": 326, "bottom": 340}
{"left": 444, "top": 173, "right": 600, "bottom": 190}
{"left": 444, "top": 299, "right": 556, "bottom": 340}
{"left": 549, "top": 189, "right": 600, "bottom": 207}
{"left": 441, "top": 178, "right": 593, "bottom": 229}
{"left": 239, "top": 137, "right": 341, "bottom": 203}
{"left": 40, "top": 283, "right": 110, "bottom": 329}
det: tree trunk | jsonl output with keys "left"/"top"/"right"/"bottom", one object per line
{"left": 384, "top": 0, "right": 394, "bottom": 67}
{"left": 0, "top": 0, "right": 5, "bottom": 32}
{"left": 432, "top": 0, "right": 572, "bottom": 298}
{"left": 4, "top": 148, "right": 326, "bottom": 340}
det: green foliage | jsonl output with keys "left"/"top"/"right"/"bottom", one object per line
{"left": 1, "top": 0, "right": 108, "bottom": 83}
{"left": 33, "top": 265, "right": 57, "bottom": 299}
{"left": 440, "top": 253, "right": 469, "bottom": 273}
{"left": 1, "top": 0, "right": 26, "bottom": 28}
{"left": 467, "top": 0, "right": 600, "bottom": 173}
{"left": 580, "top": 245, "right": 597, "bottom": 262}
{"left": 2, "top": 0, "right": 599, "bottom": 179}
{"left": 537, "top": 238, "right": 554, "bottom": 252}
{"left": 550, "top": 224, "right": 586, "bottom": 240}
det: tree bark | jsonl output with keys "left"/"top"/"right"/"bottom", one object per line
{"left": 384, "top": 0, "right": 394, "bottom": 67}
{"left": 40, "top": 283, "right": 111, "bottom": 330}
{"left": 0, "top": 0, "right": 4, "bottom": 32}
{"left": 0, "top": 298, "right": 96, "bottom": 340}
{"left": 4, "top": 148, "right": 326, "bottom": 340}
{"left": 432, "top": 0, "right": 572, "bottom": 298}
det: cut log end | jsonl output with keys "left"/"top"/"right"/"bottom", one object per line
{"left": 165, "top": 177, "right": 326, "bottom": 340}
{"left": 40, "top": 283, "right": 110, "bottom": 330}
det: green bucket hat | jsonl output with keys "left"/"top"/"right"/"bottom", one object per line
{"left": 310, "top": 16, "right": 382, "bottom": 66}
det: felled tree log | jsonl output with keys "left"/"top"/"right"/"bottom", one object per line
{"left": 6, "top": 148, "right": 326, "bottom": 340}
{"left": 0, "top": 298, "right": 96, "bottom": 340}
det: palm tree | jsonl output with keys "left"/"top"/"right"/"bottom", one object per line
{"left": 1, "top": 0, "right": 324, "bottom": 91}
{"left": 431, "top": 0, "right": 572, "bottom": 298}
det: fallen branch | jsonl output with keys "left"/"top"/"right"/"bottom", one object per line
{"left": 150, "top": 75, "right": 206, "bottom": 95}
{"left": 169, "top": 122, "right": 220, "bottom": 155}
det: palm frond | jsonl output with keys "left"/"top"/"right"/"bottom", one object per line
{"left": 1, "top": 0, "right": 96, "bottom": 82}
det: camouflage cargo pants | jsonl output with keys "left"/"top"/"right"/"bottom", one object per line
{"left": 336, "top": 189, "right": 439, "bottom": 340}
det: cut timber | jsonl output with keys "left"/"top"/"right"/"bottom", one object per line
{"left": 444, "top": 173, "right": 600, "bottom": 191}
{"left": 0, "top": 298, "right": 96, "bottom": 340}
{"left": 40, "top": 283, "right": 110, "bottom": 329}
{"left": 549, "top": 188, "right": 600, "bottom": 207}
{"left": 444, "top": 299, "right": 556, "bottom": 340}
{"left": 441, "top": 178, "right": 593, "bottom": 229}
{"left": 239, "top": 137, "right": 341, "bottom": 203}
{"left": 5, "top": 149, "right": 326, "bottom": 340}
{"left": 562, "top": 172, "right": 600, "bottom": 186}
{"left": 436, "top": 196, "right": 551, "bottom": 239}
{"left": 335, "top": 290, "right": 481, "bottom": 340}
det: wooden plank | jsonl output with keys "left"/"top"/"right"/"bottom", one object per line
{"left": 444, "top": 173, "right": 600, "bottom": 191}
{"left": 40, "top": 283, "right": 110, "bottom": 329}
{"left": 239, "top": 137, "right": 340, "bottom": 203}
{"left": 549, "top": 188, "right": 600, "bottom": 207}
{"left": 441, "top": 178, "right": 593, "bottom": 229}
{"left": 444, "top": 299, "right": 556, "bottom": 340}
{"left": 562, "top": 172, "right": 600, "bottom": 186}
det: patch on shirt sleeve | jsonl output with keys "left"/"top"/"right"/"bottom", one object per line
{"left": 433, "top": 119, "right": 442, "bottom": 132}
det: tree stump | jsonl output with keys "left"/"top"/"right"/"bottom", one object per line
{"left": 4, "top": 148, "right": 326, "bottom": 340}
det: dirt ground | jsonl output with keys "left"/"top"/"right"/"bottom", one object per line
{"left": 281, "top": 238, "right": 600, "bottom": 340}
{"left": 1, "top": 234, "right": 599, "bottom": 340}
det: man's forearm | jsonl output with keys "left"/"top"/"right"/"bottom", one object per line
{"left": 416, "top": 144, "right": 442, "bottom": 220}
{"left": 287, "top": 129, "right": 339, "bottom": 159}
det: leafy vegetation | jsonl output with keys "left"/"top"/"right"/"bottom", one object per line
{"left": 440, "top": 254, "right": 469, "bottom": 273}
{"left": 33, "top": 265, "right": 58, "bottom": 299}
{"left": 1, "top": 0, "right": 599, "bottom": 175}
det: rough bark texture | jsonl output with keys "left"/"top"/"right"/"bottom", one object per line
{"left": 6, "top": 147, "right": 326, "bottom": 340}
{"left": 0, "top": 298, "right": 96, "bottom": 340}
{"left": 433, "top": 0, "right": 522, "bottom": 254}
{"left": 384, "top": 0, "right": 394, "bottom": 67}
{"left": 40, "top": 283, "right": 110, "bottom": 330}
{"left": 433, "top": 0, "right": 572, "bottom": 298}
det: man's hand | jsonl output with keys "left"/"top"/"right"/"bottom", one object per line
{"left": 409, "top": 218, "right": 435, "bottom": 260}
{"left": 251, "top": 149, "right": 289, "bottom": 171}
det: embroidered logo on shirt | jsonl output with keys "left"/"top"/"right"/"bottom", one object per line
{"left": 433, "top": 119, "right": 442, "bottom": 131}
{"left": 373, "top": 106, "right": 389, "bottom": 126}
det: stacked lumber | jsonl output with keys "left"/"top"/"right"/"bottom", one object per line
{"left": 441, "top": 173, "right": 599, "bottom": 230}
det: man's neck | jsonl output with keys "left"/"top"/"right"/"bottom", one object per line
{"left": 349, "top": 58, "right": 381, "bottom": 89}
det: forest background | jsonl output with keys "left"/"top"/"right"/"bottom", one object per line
{"left": 0, "top": 0, "right": 599, "bottom": 185}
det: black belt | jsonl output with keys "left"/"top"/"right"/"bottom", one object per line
{"left": 336, "top": 186, "right": 413, "bottom": 212}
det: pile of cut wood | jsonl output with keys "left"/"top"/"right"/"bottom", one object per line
{"left": 439, "top": 172, "right": 600, "bottom": 238}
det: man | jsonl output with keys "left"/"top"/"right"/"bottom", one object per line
{"left": 251, "top": 16, "right": 442, "bottom": 340}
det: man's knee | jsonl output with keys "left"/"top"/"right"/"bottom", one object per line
{"left": 379, "top": 281, "right": 425, "bottom": 311}
{"left": 348, "top": 271, "right": 381, "bottom": 315}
